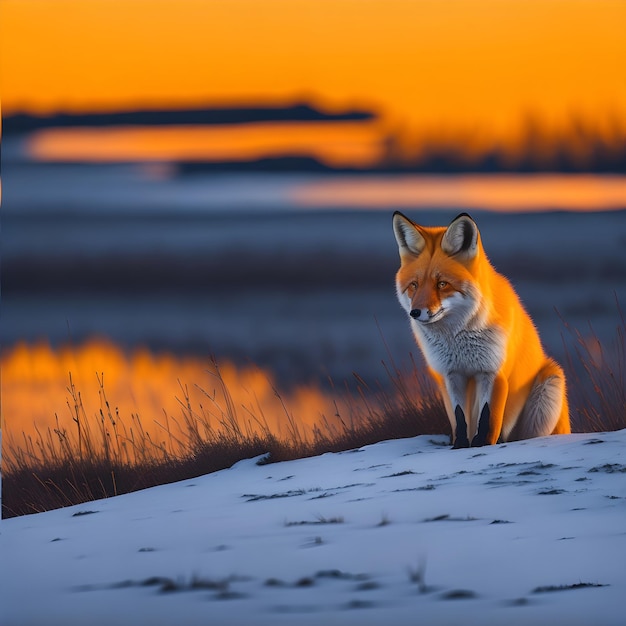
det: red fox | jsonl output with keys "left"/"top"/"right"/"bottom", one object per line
{"left": 392, "top": 212, "right": 570, "bottom": 448}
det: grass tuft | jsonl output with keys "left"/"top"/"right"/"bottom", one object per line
{"left": 560, "top": 299, "right": 626, "bottom": 433}
{"left": 285, "top": 515, "right": 344, "bottom": 527}
{"left": 532, "top": 582, "right": 609, "bottom": 594}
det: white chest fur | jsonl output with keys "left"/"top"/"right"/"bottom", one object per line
{"left": 413, "top": 323, "right": 506, "bottom": 376}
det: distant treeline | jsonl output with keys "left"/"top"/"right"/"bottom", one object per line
{"left": 2, "top": 103, "right": 375, "bottom": 134}
{"left": 4, "top": 104, "right": 625, "bottom": 173}
{"left": 176, "top": 147, "right": 626, "bottom": 175}
{"left": 178, "top": 128, "right": 626, "bottom": 175}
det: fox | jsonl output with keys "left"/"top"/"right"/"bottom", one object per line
{"left": 392, "top": 211, "right": 570, "bottom": 448}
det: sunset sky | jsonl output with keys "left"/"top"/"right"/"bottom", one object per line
{"left": 3, "top": 0, "right": 626, "bottom": 151}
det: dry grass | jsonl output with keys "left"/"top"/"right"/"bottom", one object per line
{"left": 3, "top": 311, "right": 625, "bottom": 519}
{"left": 561, "top": 300, "right": 626, "bottom": 433}
{"left": 1, "top": 356, "right": 447, "bottom": 518}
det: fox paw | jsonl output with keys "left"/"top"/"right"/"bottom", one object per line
{"left": 452, "top": 437, "right": 470, "bottom": 449}
{"left": 471, "top": 435, "right": 487, "bottom": 447}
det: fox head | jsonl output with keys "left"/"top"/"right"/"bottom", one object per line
{"left": 392, "top": 212, "right": 486, "bottom": 330}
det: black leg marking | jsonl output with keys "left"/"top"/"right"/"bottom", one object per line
{"left": 471, "top": 403, "right": 490, "bottom": 447}
{"left": 452, "top": 405, "right": 469, "bottom": 449}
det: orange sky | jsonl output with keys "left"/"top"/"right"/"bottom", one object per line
{"left": 2, "top": 0, "right": 626, "bottom": 146}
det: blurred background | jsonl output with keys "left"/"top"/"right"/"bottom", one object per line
{"left": 2, "top": 1, "right": 626, "bottom": 438}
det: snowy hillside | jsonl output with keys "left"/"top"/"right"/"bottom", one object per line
{"left": 2, "top": 430, "right": 625, "bottom": 626}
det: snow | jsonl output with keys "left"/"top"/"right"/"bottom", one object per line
{"left": 2, "top": 430, "right": 625, "bottom": 626}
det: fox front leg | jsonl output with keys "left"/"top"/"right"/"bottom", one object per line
{"left": 472, "top": 373, "right": 508, "bottom": 446}
{"left": 445, "top": 373, "right": 470, "bottom": 449}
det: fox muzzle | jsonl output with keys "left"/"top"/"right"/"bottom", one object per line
{"left": 410, "top": 308, "right": 444, "bottom": 323}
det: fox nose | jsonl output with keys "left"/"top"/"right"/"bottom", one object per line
{"left": 410, "top": 309, "right": 421, "bottom": 319}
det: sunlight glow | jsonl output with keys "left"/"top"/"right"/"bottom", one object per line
{"left": 26, "top": 122, "right": 385, "bottom": 167}
{"left": 292, "top": 175, "right": 626, "bottom": 212}
{"left": 1, "top": 341, "right": 340, "bottom": 461}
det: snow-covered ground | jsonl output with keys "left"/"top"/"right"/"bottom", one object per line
{"left": 2, "top": 430, "right": 625, "bottom": 626}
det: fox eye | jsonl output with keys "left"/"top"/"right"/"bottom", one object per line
{"left": 407, "top": 281, "right": 418, "bottom": 294}
{"left": 437, "top": 280, "right": 448, "bottom": 289}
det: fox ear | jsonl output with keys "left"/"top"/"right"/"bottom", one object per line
{"left": 393, "top": 211, "right": 426, "bottom": 257}
{"left": 441, "top": 213, "right": 478, "bottom": 259}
